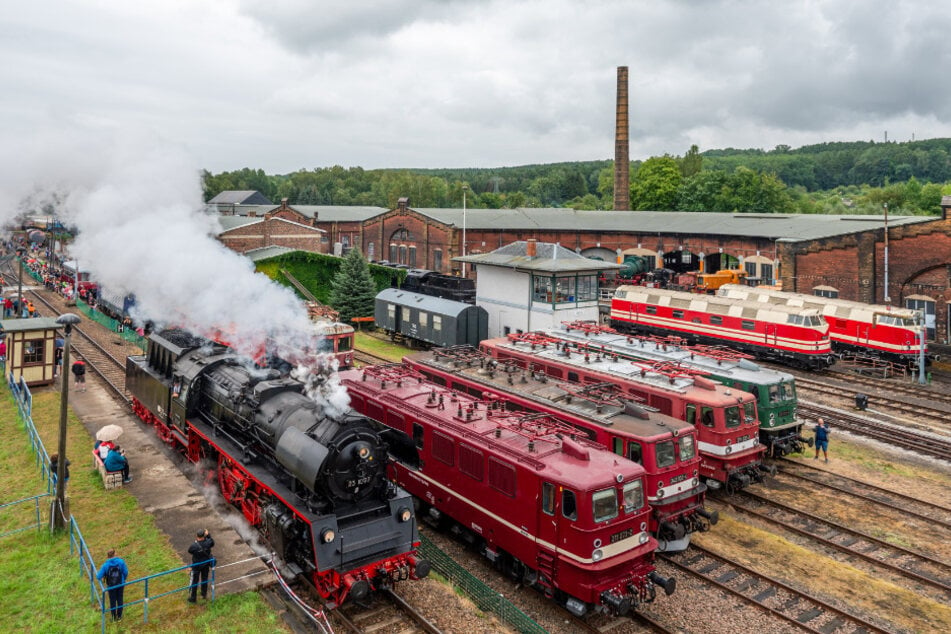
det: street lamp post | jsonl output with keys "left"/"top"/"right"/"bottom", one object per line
{"left": 51, "top": 312, "right": 81, "bottom": 531}
{"left": 883, "top": 203, "right": 890, "bottom": 303}
{"left": 461, "top": 185, "right": 469, "bottom": 278}
{"left": 16, "top": 247, "right": 24, "bottom": 319}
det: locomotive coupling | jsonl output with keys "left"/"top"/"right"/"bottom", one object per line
{"left": 659, "top": 520, "right": 687, "bottom": 541}
{"left": 342, "top": 573, "right": 370, "bottom": 601}
{"left": 759, "top": 463, "right": 777, "bottom": 477}
{"left": 648, "top": 570, "right": 677, "bottom": 596}
{"left": 409, "top": 555, "right": 432, "bottom": 579}
{"left": 697, "top": 508, "right": 720, "bottom": 525}
{"left": 599, "top": 590, "right": 633, "bottom": 617}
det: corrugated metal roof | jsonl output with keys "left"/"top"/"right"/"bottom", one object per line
{"left": 376, "top": 288, "right": 474, "bottom": 317}
{"left": 416, "top": 208, "right": 931, "bottom": 242}
{"left": 455, "top": 240, "right": 622, "bottom": 272}
{"left": 244, "top": 246, "right": 296, "bottom": 262}
{"left": 216, "top": 216, "right": 261, "bottom": 232}
{"left": 208, "top": 191, "right": 272, "bottom": 205}
{"left": 1, "top": 317, "right": 62, "bottom": 332}
{"left": 224, "top": 204, "right": 386, "bottom": 221}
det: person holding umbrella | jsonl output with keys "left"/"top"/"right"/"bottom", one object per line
{"left": 94, "top": 425, "right": 123, "bottom": 461}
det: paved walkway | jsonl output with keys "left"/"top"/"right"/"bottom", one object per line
{"left": 59, "top": 373, "right": 272, "bottom": 595}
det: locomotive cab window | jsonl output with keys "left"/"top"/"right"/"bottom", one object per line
{"left": 562, "top": 490, "right": 578, "bottom": 521}
{"left": 542, "top": 482, "right": 555, "bottom": 515}
{"left": 725, "top": 406, "right": 742, "bottom": 429}
{"left": 743, "top": 401, "right": 756, "bottom": 423}
{"left": 337, "top": 336, "right": 352, "bottom": 352}
{"left": 678, "top": 435, "right": 696, "bottom": 461}
{"left": 592, "top": 488, "right": 619, "bottom": 523}
{"left": 612, "top": 437, "right": 624, "bottom": 456}
{"left": 627, "top": 442, "right": 642, "bottom": 464}
{"left": 700, "top": 407, "right": 714, "bottom": 427}
{"left": 686, "top": 403, "right": 697, "bottom": 425}
{"left": 655, "top": 441, "right": 675, "bottom": 468}
{"left": 623, "top": 480, "right": 644, "bottom": 513}
{"left": 412, "top": 423, "right": 424, "bottom": 449}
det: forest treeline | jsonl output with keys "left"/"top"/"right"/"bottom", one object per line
{"left": 203, "top": 138, "right": 951, "bottom": 217}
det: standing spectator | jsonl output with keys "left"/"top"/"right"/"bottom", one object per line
{"left": 814, "top": 418, "right": 831, "bottom": 463}
{"left": 3, "top": 296, "right": 12, "bottom": 318}
{"left": 187, "top": 529, "right": 215, "bottom": 603}
{"left": 27, "top": 301, "right": 36, "bottom": 318}
{"left": 104, "top": 445, "right": 132, "bottom": 483}
{"left": 0, "top": 338, "right": 6, "bottom": 363}
{"left": 49, "top": 452, "right": 70, "bottom": 488}
{"left": 96, "top": 549, "right": 129, "bottom": 622}
{"left": 54, "top": 337, "right": 64, "bottom": 376}
{"left": 71, "top": 359, "right": 86, "bottom": 391}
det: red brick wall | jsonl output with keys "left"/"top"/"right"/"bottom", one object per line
{"left": 361, "top": 208, "right": 452, "bottom": 271}
{"left": 219, "top": 218, "right": 325, "bottom": 254}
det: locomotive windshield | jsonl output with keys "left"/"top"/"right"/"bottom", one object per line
{"left": 768, "top": 381, "right": 795, "bottom": 403}
{"left": 725, "top": 406, "right": 742, "bottom": 428}
{"left": 743, "top": 401, "right": 757, "bottom": 423}
{"left": 622, "top": 480, "right": 644, "bottom": 513}
{"left": 655, "top": 441, "right": 676, "bottom": 468}
{"left": 593, "top": 488, "right": 619, "bottom": 523}
{"left": 678, "top": 434, "right": 695, "bottom": 460}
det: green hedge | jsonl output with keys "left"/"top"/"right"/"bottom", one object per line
{"left": 254, "top": 251, "right": 406, "bottom": 305}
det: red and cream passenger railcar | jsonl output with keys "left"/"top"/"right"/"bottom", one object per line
{"left": 480, "top": 334, "right": 770, "bottom": 493}
{"left": 403, "top": 346, "right": 718, "bottom": 551}
{"left": 338, "top": 364, "right": 676, "bottom": 619}
{"left": 610, "top": 285, "right": 834, "bottom": 369}
{"left": 717, "top": 284, "right": 926, "bottom": 366}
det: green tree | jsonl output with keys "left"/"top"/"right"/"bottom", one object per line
{"left": 329, "top": 248, "right": 377, "bottom": 324}
{"left": 631, "top": 156, "right": 682, "bottom": 210}
{"left": 680, "top": 145, "right": 703, "bottom": 178}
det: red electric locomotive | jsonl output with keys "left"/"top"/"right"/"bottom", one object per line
{"left": 717, "top": 284, "right": 927, "bottom": 366}
{"left": 338, "top": 364, "right": 676, "bottom": 619}
{"left": 480, "top": 334, "right": 770, "bottom": 493}
{"left": 610, "top": 285, "right": 835, "bottom": 369}
{"left": 403, "top": 346, "right": 718, "bottom": 551}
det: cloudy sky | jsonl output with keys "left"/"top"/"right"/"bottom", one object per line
{"left": 3, "top": 0, "right": 951, "bottom": 174}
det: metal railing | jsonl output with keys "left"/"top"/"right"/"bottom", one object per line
{"left": 0, "top": 493, "right": 50, "bottom": 539}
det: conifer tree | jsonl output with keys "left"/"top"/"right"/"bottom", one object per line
{"left": 329, "top": 248, "right": 377, "bottom": 323}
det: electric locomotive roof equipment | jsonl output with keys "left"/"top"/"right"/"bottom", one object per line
{"left": 548, "top": 321, "right": 808, "bottom": 458}
{"left": 126, "top": 329, "right": 429, "bottom": 607}
{"left": 338, "top": 363, "right": 676, "bottom": 619}
{"left": 403, "top": 345, "right": 718, "bottom": 551}
{"left": 480, "top": 334, "right": 771, "bottom": 493}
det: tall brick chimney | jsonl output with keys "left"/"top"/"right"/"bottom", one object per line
{"left": 526, "top": 239, "right": 537, "bottom": 258}
{"left": 614, "top": 66, "right": 630, "bottom": 211}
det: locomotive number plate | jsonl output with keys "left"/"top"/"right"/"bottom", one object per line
{"left": 669, "top": 474, "right": 686, "bottom": 484}
{"left": 737, "top": 434, "right": 751, "bottom": 442}
{"left": 610, "top": 528, "right": 633, "bottom": 544}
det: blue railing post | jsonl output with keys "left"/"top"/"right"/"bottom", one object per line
{"left": 143, "top": 577, "right": 149, "bottom": 623}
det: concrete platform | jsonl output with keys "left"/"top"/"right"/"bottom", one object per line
{"left": 58, "top": 374, "right": 273, "bottom": 595}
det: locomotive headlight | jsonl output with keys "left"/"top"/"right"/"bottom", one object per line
{"left": 725, "top": 446, "right": 733, "bottom": 454}
{"left": 398, "top": 507, "right": 412, "bottom": 523}
{"left": 356, "top": 444, "right": 371, "bottom": 460}
{"left": 638, "top": 532, "right": 650, "bottom": 544}
{"left": 592, "top": 549, "right": 604, "bottom": 562}
{"left": 320, "top": 528, "right": 335, "bottom": 544}
{"left": 692, "top": 477, "right": 699, "bottom": 487}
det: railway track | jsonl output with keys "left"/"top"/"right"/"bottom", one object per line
{"left": 353, "top": 348, "right": 398, "bottom": 367}
{"left": 720, "top": 489, "right": 951, "bottom": 600}
{"left": 796, "top": 375, "right": 951, "bottom": 423}
{"left": 776, "top": 459, "right": 951, "bottom": 532}
{"left": 334, "top": 588, "right": 441, "bottom": 634}
{"left": 573, "top": 610, "right": 673, "bottom": 633}
{"left": 796, "top": 402, "right": 951, "bottom": 462}
{"left": 661, "top": 545, "right": 893, "bottom": 634}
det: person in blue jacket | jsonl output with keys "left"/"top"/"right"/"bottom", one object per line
{"left": 814, "top": 418, "right": 831, "bottom": 463}
{"left": 96, "top": 549, "right": 129, "bottom": 621}
{"left": 104, "top": 444, "right": 132, "bottom": 483}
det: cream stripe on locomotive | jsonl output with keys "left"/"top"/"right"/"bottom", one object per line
{"left": 831, "top": 332, "right": 919, "bottom": 353}
{"left": 610, "top": 307, "right": 831, "bottom": 354}
{"left": 400, "top": 468, "right": 651, "bottom": 565}
{"left": 697, "top": 436, "right": 761, "bottom": 456}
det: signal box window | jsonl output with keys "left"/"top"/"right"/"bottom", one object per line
{"left": 488, "top": 457, "right": 516, "bottom": 497}
{"left": 562, "top": 490, "right": 578, "bottom": 521}
{"left": 23, "top": 339, "right": 44, "bottom": 364}
{"left": 542, "top": 482, "right": 555, "bottom": 516}
{"left": 459, "top": 443, "right": 484, "bottom": 480}
{"left": 592, "top": 488, "right": 619, "bottom": 523}
{"left": 412, "top": 422, "right": 424, "bottom": 449}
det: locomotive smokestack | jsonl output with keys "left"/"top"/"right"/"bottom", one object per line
{"left": 614, "top": 66, "right": 630, "bottom": 211}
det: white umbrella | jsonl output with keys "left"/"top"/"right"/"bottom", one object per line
{"left": 95, "top": 424, "right": 124, "bottom": 442}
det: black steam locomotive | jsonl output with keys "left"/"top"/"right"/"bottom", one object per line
{"left": 126, "top": 329, "right": 429, "bottom": 606}
{"left": 398, "top": 268, "right": 476, "bottom": 304}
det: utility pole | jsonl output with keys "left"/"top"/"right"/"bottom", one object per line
{"left": 52, "top": 312, "right": 81, "bottom": 530}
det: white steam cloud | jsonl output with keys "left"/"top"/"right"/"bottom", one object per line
{"left": 0, "top": 125, "right": 313, "bottom": 356}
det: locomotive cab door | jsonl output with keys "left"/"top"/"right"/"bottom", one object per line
{"left": 537, "top": 481, "right": 559, "bottom": 552}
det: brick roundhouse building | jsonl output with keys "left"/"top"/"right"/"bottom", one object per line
{"left": 214, "top": 194, "right": 951, "bottom": 345}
